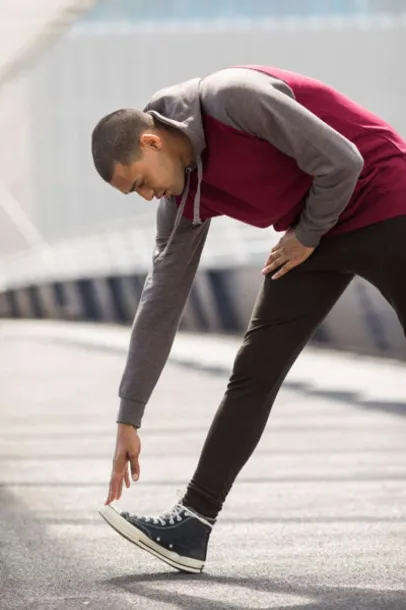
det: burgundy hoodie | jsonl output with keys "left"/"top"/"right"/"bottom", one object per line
{"left": 117, "top": 66, "right": 406, "bottom": 428}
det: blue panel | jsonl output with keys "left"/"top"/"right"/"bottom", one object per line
{"left": 207, "top": 270, "right": 240, "bottom": 331}
{"left": 83, "top": 0, "right": 384, "bottom": 24}
{"left": 52, "top": 282, "right": 66, "bottom": 308}
{"left": 188, "top": 285, "right": 210, "bottom": 331}
{"left": 311, "top": 325, "right": 332, "bottom": 345}
{"left": 106, "top": 276, "right": 130, "bottom": 323}
{"left": 131, "top": 274, "right": 147, "bottom": 301}
{"left": 27, "top": 285, "right": 44, "bottom": 319}
{"left": 5, "top": 290, "right": 19, "bottom": 318}
{"left": 76, "top": 279, "right": 101, "bottom": 321}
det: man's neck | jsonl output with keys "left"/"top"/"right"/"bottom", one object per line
{"left": 162, "top": 126, "right": 194, "bottom": 168}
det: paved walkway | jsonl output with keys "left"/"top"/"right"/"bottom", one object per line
{"left": 1, "top": 320, "right": 406, "bottom": 609}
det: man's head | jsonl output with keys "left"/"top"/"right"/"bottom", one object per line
{"left": 91, "top": 109, "right": 193, "bottom": 200}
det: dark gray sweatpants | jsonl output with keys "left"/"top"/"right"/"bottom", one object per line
{"left": 183, "top": 215, "right": 406, "bottom": 519}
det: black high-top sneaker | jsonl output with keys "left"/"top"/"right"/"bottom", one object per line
{"left": 99, "top": 502, "right": 214, "bottom": 573}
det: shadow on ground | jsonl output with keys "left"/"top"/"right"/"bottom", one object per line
{"left": 105, "top": 571, "right": 406, "bottom": 610}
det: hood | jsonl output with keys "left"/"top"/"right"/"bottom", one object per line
{"left": 143, "top": 78, "right": 206, "bottom": 254}
{"left": 143, "top": 77, "right": 206, "bottom": 161}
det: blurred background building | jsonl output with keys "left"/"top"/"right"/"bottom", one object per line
{"left": 1, "top": 0, "right": 406, "bottom": 357}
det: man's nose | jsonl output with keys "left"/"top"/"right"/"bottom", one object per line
{"left": 139, "top": 187, "right": 154, "bottom": 201}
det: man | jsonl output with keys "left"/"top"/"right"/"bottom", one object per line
{"left": 92, "top": 65, "right": 406, "bottom": 574}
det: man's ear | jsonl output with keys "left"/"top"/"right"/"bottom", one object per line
{"left": 139, "top": 132, "right": 162, "bottom": 151}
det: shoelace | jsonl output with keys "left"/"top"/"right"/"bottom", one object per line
{"left": 140, "top": 504, "right": 185, "bottom": 526}
{"left": 133, "top": 502, "right": 214, "bottom": 529}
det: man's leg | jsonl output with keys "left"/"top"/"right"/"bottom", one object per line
{"left": 98, "top": 216, "right": 406, "bottom": 573}
{"left": 183, "top": 265, "right": 353, "bottom": 519}
{"left": 100, "top": 249, "right": 353, "bottom": 572}
{"left": 346, "top": 216, "right": 406, "bottom": 335}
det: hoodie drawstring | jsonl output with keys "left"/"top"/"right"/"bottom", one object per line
{"left": 159, "top": 168, "right": 191, "bottom": 258}
{"left": 158, "top": 160, "right": 203, "bottom": 259}
{"left": 193, "top": 157, "right": 203, "bottom": 226}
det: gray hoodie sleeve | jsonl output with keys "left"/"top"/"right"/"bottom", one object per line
{"left": 117, "top": 198, "right": 210, "bottom": 428}
{"left": 200, "top": 68, "right": 364, "bottom": 247}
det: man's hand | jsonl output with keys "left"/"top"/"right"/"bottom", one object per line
{"left": 105, "top": 423, "right": 141, "bottom": 505}
{"left": 262, "top": 230, "right": 315, "bottom": 279}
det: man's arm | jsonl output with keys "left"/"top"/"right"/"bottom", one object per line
{"left": 117, "top": 197, "right": 210, "bottom": 428}
{"left": 200, "top": 68, "right": 364, "bottom": 247}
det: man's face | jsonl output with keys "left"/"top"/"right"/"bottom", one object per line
{"left": 110, "top": 132, "right": 186, "bottom": 201}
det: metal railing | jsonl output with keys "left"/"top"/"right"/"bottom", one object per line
{"left": 0, "top": 214, "right": 279, "bottom": 290}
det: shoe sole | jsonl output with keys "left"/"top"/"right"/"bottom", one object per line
{"left": 99, "top": 505, "right": 204, "bottom": 574}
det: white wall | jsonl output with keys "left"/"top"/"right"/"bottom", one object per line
{"left": 26, "top": 16, "right": 406, "bottom": 241}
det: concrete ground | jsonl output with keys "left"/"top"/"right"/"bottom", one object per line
{"left": 0, "top": 320, "right": 405, "bottom": 610}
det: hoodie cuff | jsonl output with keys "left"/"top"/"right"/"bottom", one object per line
{"left": 116, "top": 398, "right": 146, "bottom": 429}
{"left": 294, "top": 224, "right": 323, "bottom": 248}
